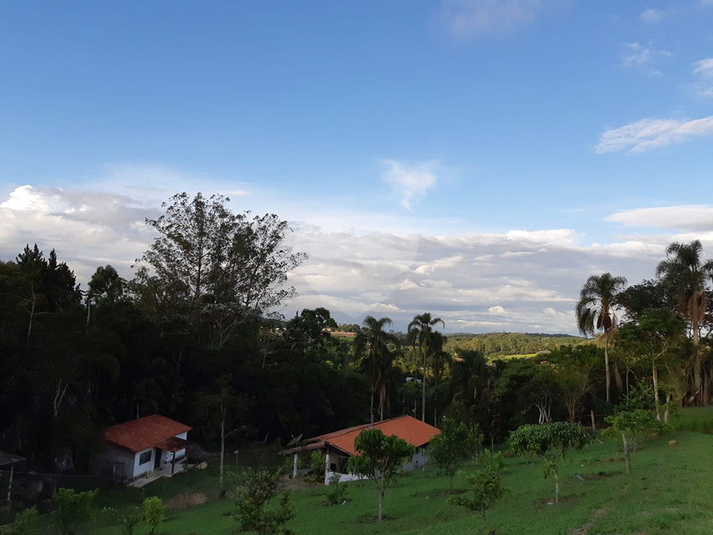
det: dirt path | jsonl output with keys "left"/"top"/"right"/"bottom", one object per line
{"left": 166, "top": 492, "right": 209, "bottom": 509}
{"left": 571, "top": 509, "right": 604, "bottom": 535}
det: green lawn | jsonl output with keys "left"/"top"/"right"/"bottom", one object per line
{"left": 8, "top": 409, "right": 713, "bottom": 534}
{"left": 87, "top": 426, "right": 713, "bottom": 535}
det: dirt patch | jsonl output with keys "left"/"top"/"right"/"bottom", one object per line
{"left": 166, "top": 492, "right": 209, "bottom": 509}
{"left": 571, "top": 508, "right": 604, "bottom": 535}
{"left": 281, "top": 476, "right": 321, "bottom": 491}
{"left": 535, "top": 494, "right": 582, "bottom": 506}
{"left": 587, "top": 471, "right": 618, "bottom": 480}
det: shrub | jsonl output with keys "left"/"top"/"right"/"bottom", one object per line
{"left": 53, "top": 487, "right": 97, "bottom": 535}
{"left": 5, "top": 507, "right": 38, "bottom": 535}
{"left": 325, "top": 474, "right": 348, "bottom": 506}
{"left": 448, "top": 450, "right": 505, "bottom": 521}
{"left": 234, "top": 469, "right": 294, "bottom": 535}
{"left": 142, "top": 496, "right": 168, "bottom": 535}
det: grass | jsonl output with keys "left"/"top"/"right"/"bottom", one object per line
{"left": 9, "top": 408, "right": 713, "bottom": 534}
{"left": 90, "top": 428, "right": 713, "bottom": 534}
{"left": 669, "top": 405, "right": 713, "bottom": 434}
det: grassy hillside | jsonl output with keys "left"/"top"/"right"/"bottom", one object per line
{"left": 82, "top": 408, "right": 713, "bottom": 535}
{"left": 445, "top": 332, "right": 587, "bottom": 359}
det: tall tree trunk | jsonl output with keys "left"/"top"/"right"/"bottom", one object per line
{"left": 370, "top": 390, "right": 375, "bottom": 424}
{"left": 421, "top": 352, "right": 426, "bottom": 422}
{"left": 604, "top": 341, "right": 611, "bottom": 404}
{"left": 219, "top": 412, "right": 225, "bottom": 495}
{"left": 553, "top": 469, "right": 559, "bottom": 503}
{"left": 378, "top": 489, "right": 384, "bottom": 521}
{"left": 664, "top": 392, "right": 671, "bottom": 423}
{"left": 653, "top": 361, "right": 660, "bottom": 421}
{"left": 693, "top": 315, "right": 702, "bottom": 405}
{"left": 433, "top": 376, "right": 438, "bottom": 427}
{"left": 622, "top": 431, "right": 631, "bottom": 474}
{"left": 613, "top": 361, "right": 624, "bottom": 392}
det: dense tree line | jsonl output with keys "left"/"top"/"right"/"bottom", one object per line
{"left": 444, "top": 332, "right": 586, "bottom": 358}
{"left": 1, "top": 192, "right": 711, "bottom": 482}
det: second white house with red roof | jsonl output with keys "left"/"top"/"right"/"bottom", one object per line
{"left": 281, "top": 415, "right": 440, "bottom": 485}
{"left": 93, "top": 414, "right": 192, "bottom": 483}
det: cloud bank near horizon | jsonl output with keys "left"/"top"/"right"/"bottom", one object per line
{"left": 3, "top": 183, "right": 710, "bottom": 335}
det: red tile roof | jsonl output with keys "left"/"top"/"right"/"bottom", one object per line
{"left": 105, "top": 415, "right": 192, "bottom": 453}
{"left": 281, "top": 415, "right": 440, "bottom": 456}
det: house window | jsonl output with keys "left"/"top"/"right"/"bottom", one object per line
{"left": 139, "top": 451, "right": 152, "bottom": 465}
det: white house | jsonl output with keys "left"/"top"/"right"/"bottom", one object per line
{"left": 94, "top": 414, "right": 191, "bottom": 482}
{"left": 280, "top": 415, "right": 440, "bottom": 485}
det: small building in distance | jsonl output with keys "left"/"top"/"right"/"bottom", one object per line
{"left": 93, "top": 414, "right": 191, "bottom": 483}
{"left": 280, "top": 415, "right": 440, "bottom": 484}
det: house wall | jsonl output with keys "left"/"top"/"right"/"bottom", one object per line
{"left": 403, "top": 447, "right": 429, "bottom": 471}
{"left": 90, "top": 446, "right": 135, "bottom": 480}
{"left": 133, "top": 448, "right": 155, "bottom": 478}
{"left": 324, "top": 447, "right": 430, "bottom": 485}
{"left": 156, "top": 431, "right": 189, "bottom": 467}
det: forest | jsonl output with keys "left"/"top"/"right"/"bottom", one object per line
{"left": 1, "top": 192, "right": 712, "bottom": 481}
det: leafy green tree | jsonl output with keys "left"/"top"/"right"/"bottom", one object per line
{"left": 347, "top": 428, "right": 415, "bottom": 521}
{"left": 617, "top": 279, "right": 668, "bottom": 323}
{"left": 509, "top": 422, "right": 591, "bottom": 503}
{"left": 234, "top": 469, "right": 294, "bottom": 535}
{"left": 604, "top": 409, "right": 671, "bottom": 474}
{"left": 53, "top": 487, "right": 97, "bottom": 535}
{"left": 556, "top": 362, "right": 592, "bottom": 423}
{"left": 142, "top": 496, "right": 167, "bottom": 535}
{"left": 104, "top": 506, "right": 142, "bottom": 535}
{"left": 5, "top": 507, "right": 38, "bottom": 535}
{"left": 576, "top": 272, "right": 628, "bottom": 403}
{"left": 195, "top": 374, "right": 250, "bottom": 495}
{"left": 354, "top": 316, "right": 398, "bottom": 422}
{"left": 87, "top": 265, "right": 125, "bottom": 307}
{"left": 656, "top": 240, "right": 713, "bottom": 405}
{"left": 408, "top": 313, "right": 445, "bottom": 422}
{"left": 429, "top": 418, "right": 482, "bottom": 491}
{"left": 135, "top": 192, "right": 306, "bottom": 346}
{"left": 617, "top": 309, "right": 686, "bottom": 420}
{"left": 448, "top": 450, "right": 505, "bottom": 523}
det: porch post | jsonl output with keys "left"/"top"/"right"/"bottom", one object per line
{"left": 292, "top": 453, "right": 298, "bottom": 479}
{"left": 171, "top": 451, "right": 176, "bottom": 475}
{"left": 324, "top": 452, "right": 331, "bottom": 485}
{"left": 6, "top": 463, "right": 13, "bottom": 504}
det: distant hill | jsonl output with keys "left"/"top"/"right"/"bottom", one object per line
{"left": 444, "top": 332, "right": 587, "bottom": 359}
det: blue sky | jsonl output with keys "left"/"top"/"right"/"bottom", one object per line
{"left": 2, "top": 1, "right": 713, "bottom": 333}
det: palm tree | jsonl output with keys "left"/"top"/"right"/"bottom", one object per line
{"left": 354, "top": 316, "right": 398, "bottom": 422}
{"left": 656, "top": 240, "right": 713, "bottom": 405}
{"left": 428, "top": 331, "right": 453, "bottom": 425}
{"left": 407, "top": 313, "right": 445, "bottom": 422}
{"left": 575, "top": 272, "right": 627, "bottom": 403}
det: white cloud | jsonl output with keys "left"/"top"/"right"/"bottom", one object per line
{"left": 693, "top": 58, "right": 713, "bottom": 76}
{"left": 596, "top": 116, "right": 713, "bottom": 153}
{"left": 693, "top": 58, "right": 713, "bottom": 98}
{"left": 381, "top": 160, "right": 439, "bottom": 210}
{"left": 621, "top": 42, "right": 673, "bottom": 76}
{"left": 439, "top": 0, "right": 542, "bottom": 40}
{"left": 639, "top": 8, "right": 664, "bottom": 23}
{"left": 4, "top": 180, "right": 708, "bottom": 335}
{"left": 607, "top": 205, "right": 713, "bottom": 231}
